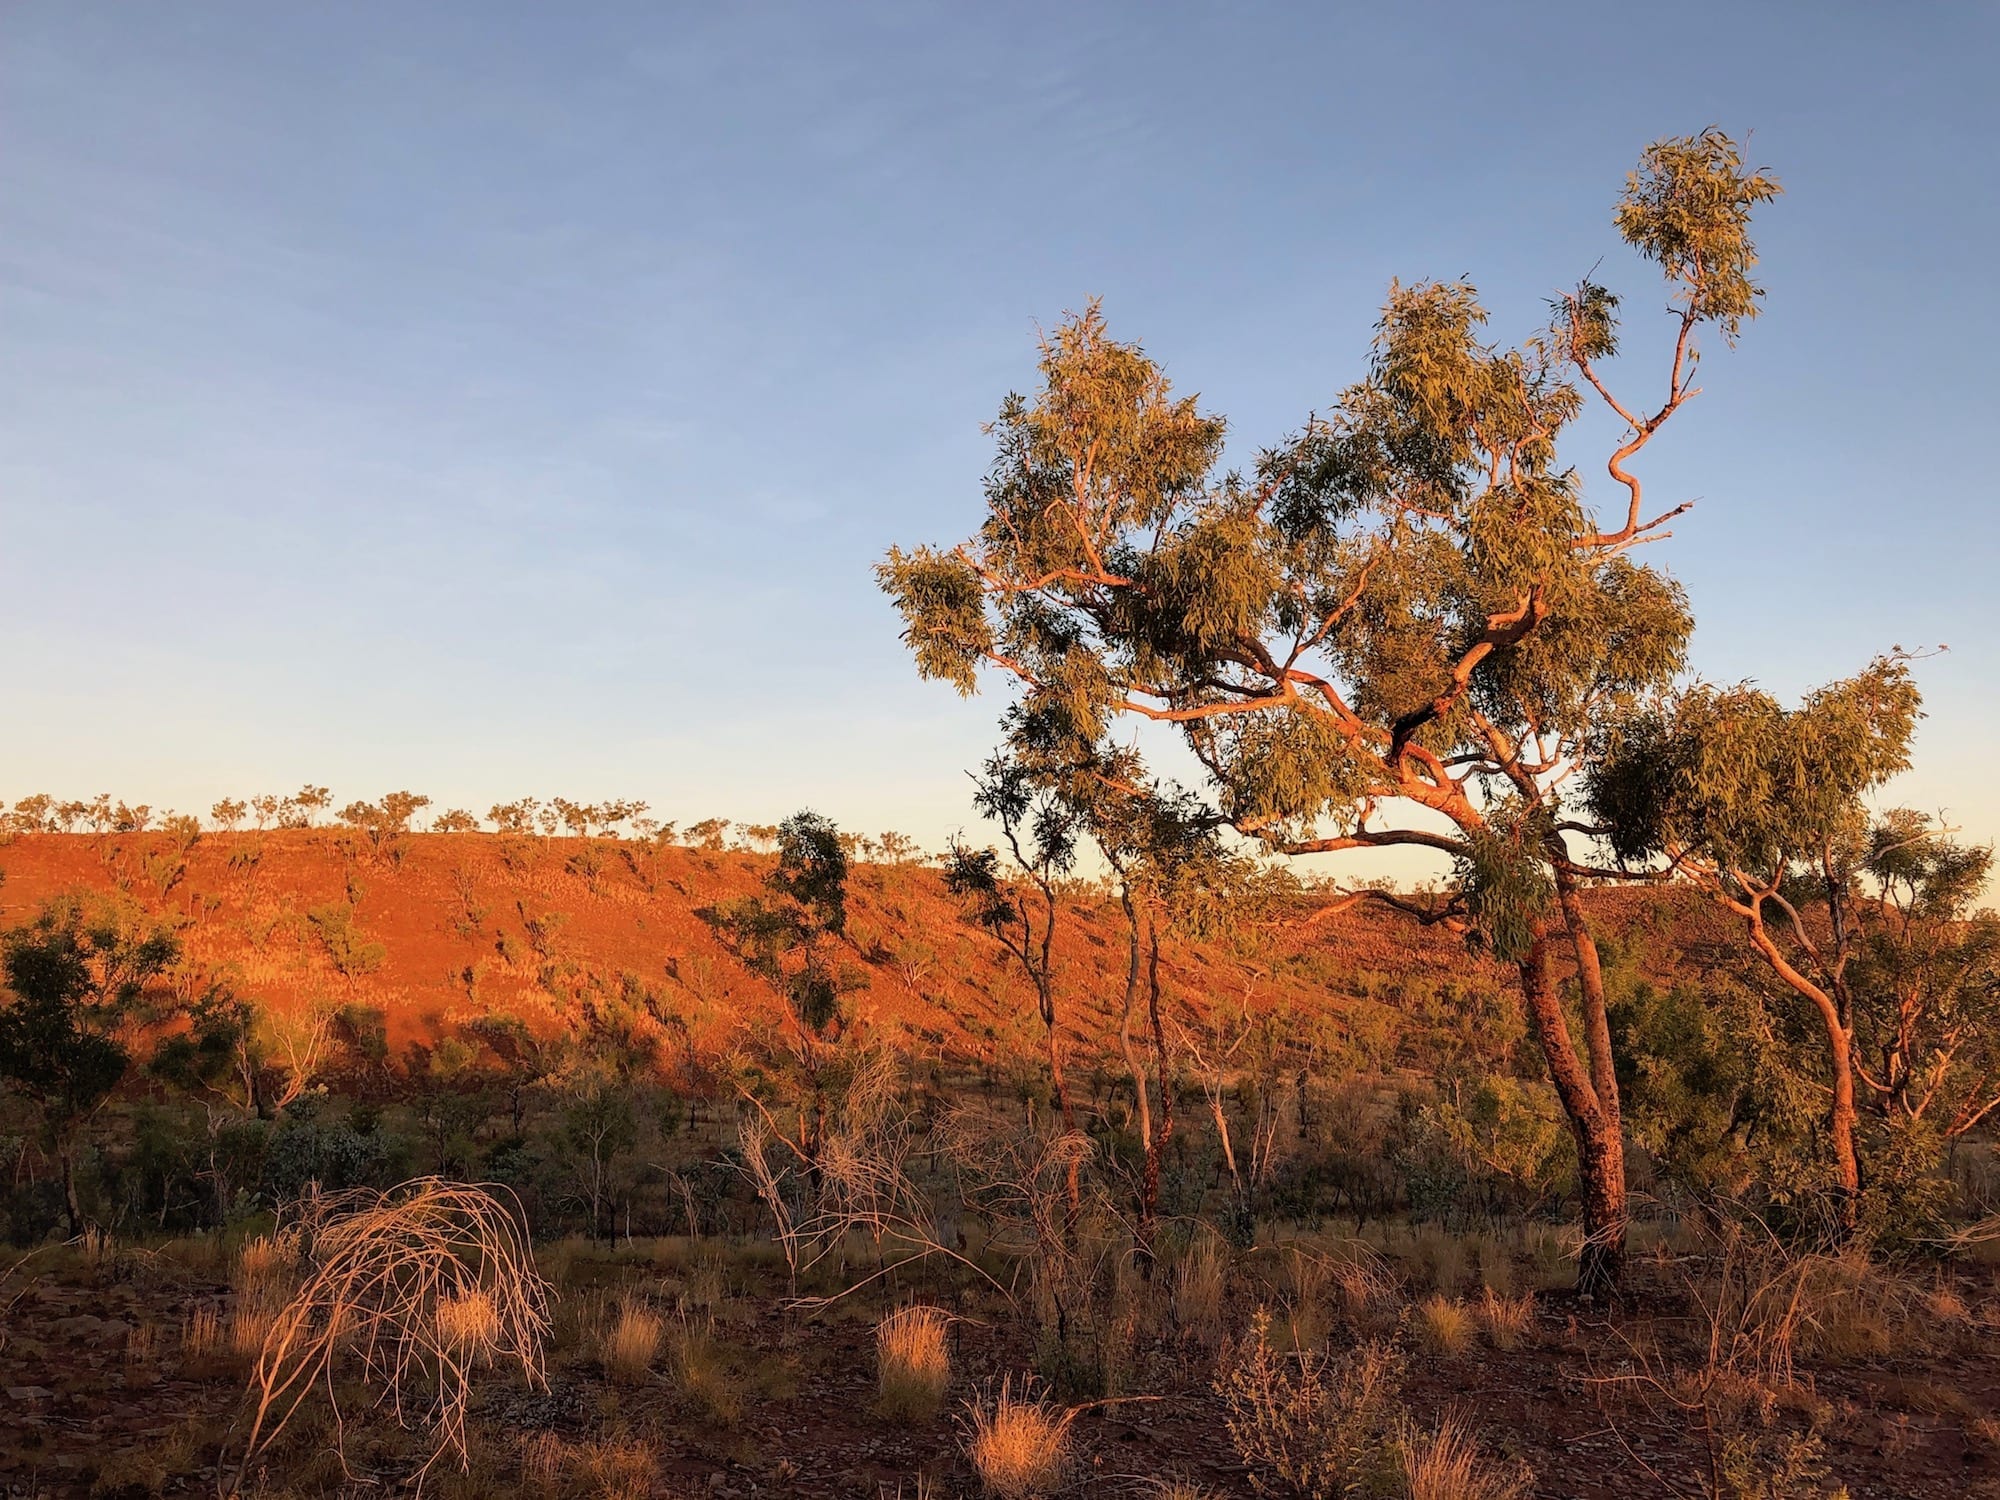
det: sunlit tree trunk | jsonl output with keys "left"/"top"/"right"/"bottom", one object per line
{"left": 1519, "top": 935, "right": 1626, "bottom": 1298}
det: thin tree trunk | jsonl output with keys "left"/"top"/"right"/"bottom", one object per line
{"left": 59, "top": 1137, "right": 86, "bottom": 1239}
{"left": 1743, "top": 921, "right": 1862, "bottom": 1225}
{"left": 1042, "top": 990, "right": 1082, "bottom": 1216}
{"left": 1144, "top": 914, "right": 1173, "bottom": 1236}
{"left": 1115, "top": 881, "right": 1156, "bottom": 1252}
{"left": 1517, "top": 935, "right": 1625, "bottom": 1297}
{"left": 1555, "top": 879, "right": 1627, "bottom": 1270}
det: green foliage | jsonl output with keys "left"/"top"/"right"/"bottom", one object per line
{"left": 308, "top": 901, "right": 387, "bottom": 979}
{"left": 1614, "top": 128, "right": 1782, "bottom": 341}
{"left": 1610, "top": 971, "right": 1817, "bottom": 1205}
{"left": 0, "top": 894, "right": 182, "bottom": 1229}
{"left": 722, "top": 809, "right": 858, "bottom": 1039}
{"left": 1590, "top": 656, "right": 1920, "bottom": 876}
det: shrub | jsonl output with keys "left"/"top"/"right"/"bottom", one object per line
{"left": 963, "top": 1378, "right": 1074, "bottom": 1499}
{"left": 1416, "top": 1294, "right": 1476, "bottom": 1356}
{"left": 1215, "top": 1309, "right": 1405, "bottom": 1500}
{"left": 876, "top": 1304, "right": 951, "bottom": 1421}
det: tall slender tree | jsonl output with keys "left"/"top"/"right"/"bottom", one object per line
{"left": 881, "top": 130, "right": 1780, "bottom": 1293}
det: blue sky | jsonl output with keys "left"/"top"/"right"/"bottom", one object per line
{"left": 3, "top": 2, "right": 1995, "bottom": 869}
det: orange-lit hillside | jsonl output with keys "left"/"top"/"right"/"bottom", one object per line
{"left": 0, "top": 830, "right": 1730, "bottom": 1066}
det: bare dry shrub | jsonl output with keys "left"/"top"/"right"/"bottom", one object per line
{"left": 1215, "top": 1308, "right": 1405, "bottom": 1500}
{"left": 600, "top": 1300, "right": 664, "bottom": 1383}
{"left": 1685, "top": 1229, "right": 1915, "bottom": 1383}
{"left": 233, "top": 1178, "right": 550, "bottom": 1489}
{"left": 876, "top": 1304, "right": 951, "bottom": 1421}
{"left": 963, "top": 1378, "right": 1075, "bottom": 1499}
{"left": 1403, "top": 1416, "right": 1530, "bottom": 1500}
{"left": 1474, "top": 1289, "right": 1534, "bottom": 1351}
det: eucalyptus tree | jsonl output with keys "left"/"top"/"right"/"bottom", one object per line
{"left": 881, "top": 130, "right": 1779, "bottom": 1293}
{"left": 1589, "top": 666, "right": 1993, "bottom": 1225}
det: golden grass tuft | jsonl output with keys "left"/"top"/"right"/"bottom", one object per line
{"left": 1475, "top": 1288, "right": 1534, "bottom": 1350}
{"left": 570, "top": 1436, "right": 661, "bottom": 1500}
{"left": 183, "top": 1305, "right": 222, "bottom": 1357}
{"left": 1415, "top": 1294, "right": 1476, "bottom": 1356}
{"left": 228, "top": 1297, "right": 281, "bottom": 1360}
{"left": 1402, "top": 1417, "right": 1529, "bottom": 1500}
{"left": 876, "top": 1304, "right": 951, "bottom": 1421}
{"left": 964, "top": 1378, "right": 1075, "bottom": 1499}
{"left": 600, "top": 1301, "right": 664, "bottom": 1384}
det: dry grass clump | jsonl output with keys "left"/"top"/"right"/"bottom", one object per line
{"left": 183, "top": 1304, "right": 222, "bottom": 1357}
{"left": 1414, "top": 1227, "right": 1467, "bottom": 1294}
{"left": 1415, "top": 1294, "right": 1476, "bottom": 1356}
{"left": 1280, "top": 1248, "right": 1336, "bottom": 1351}
{"left": 233, "top": 1178, "right": 551, "bottom": 1489}
{"left": 963, "top": 1378, "right": 1076, "bottom": 1499}
{"left": 671, "top": 1311, "right": 742, "bottom": 1425}
{"left": 1521, "top": 1225, "right": 1574, "bottom": 1290}
{"left": 1475, "top": 1289, "right": 1535, "bottom": 1350}
{"left": 1470, "top": 1234, "right": 1515, "bottom": 1296}
{"left": 876, "top": 1303, "right": 951, "bottom": 1421}
{"left": 1173, "top": 1234, "right": 1231, "bottom": 1346}
{"left": 518, "top": 1431, "right": 662, "bottom": 1500}
{"left": 600, "top": 1300, "right": 665, "bottom": 1384}
{"left": 1331, "top": 1249, "right": 1402, "bottom": 1337}
{"left": 124, "top": 1317, "right": 159, "bottom": 1368}
{"left": 1402, "top": 1416, "right": 1529, "bottom": 1500}
{"left": 238, "top": 1231, "right": 296, "bottom": 1288}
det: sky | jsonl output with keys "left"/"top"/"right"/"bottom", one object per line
{"left": 3, "top": 2, "right": 1996, "bottom": 874}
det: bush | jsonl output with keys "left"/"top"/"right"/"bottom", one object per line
{"left": 1215, "top": 1309, "right": 1405, "bottom": 1500}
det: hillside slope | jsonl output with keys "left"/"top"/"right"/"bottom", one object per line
{"left": 0, "top": 830, "right": 1731, "bottom": 1068}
